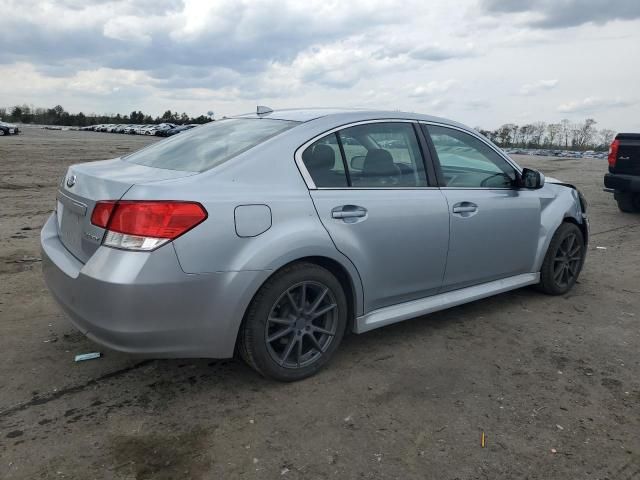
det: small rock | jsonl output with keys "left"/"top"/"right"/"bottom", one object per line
{"left": 551, "top": 448, "right": 557, "bottom": 454}
{"left": 556, "top": 424, "right": 564, "bottom": 431}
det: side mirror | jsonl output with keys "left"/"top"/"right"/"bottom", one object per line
{"left": 520, "top": 168, "right": 545, "bottom": 189}
{"left": 350, "top": 155, "right": 366, "bottom": 170}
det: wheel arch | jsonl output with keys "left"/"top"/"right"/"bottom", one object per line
{"left": 533, "top": 186, "right": 587, "bottom": 272}
{"left": 562, "top": 215, "right": 588, "bottom": 247}
{"left": 235, "top": 254, "right": 363, "bottom": 354}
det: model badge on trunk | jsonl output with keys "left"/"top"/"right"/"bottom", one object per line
{"left": 66, "top": 175, "right": 76, "bottom": 187}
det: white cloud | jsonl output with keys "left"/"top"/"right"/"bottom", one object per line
{"left": 0, "top": 0, "right": 639, "bottom": 131}
{"left": 557, "top": 97, "right": 636, "bottom": 113}
{"left": 409, "top": 80, "right": 458, "bottom": 98}
{"left": 519, "top": 79, "right": 559, "bottom": 95}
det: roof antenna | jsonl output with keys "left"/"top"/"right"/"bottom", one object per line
{"left": 256, "top": 105, "right": 273, "bottom": 116}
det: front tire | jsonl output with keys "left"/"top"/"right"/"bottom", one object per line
{"left": 537, "top": 222, "right": 585, "bottom": 295}
{"left": 238, "top": 263, "right": 348, "bottom": 381}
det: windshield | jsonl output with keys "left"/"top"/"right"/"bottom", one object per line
{"left": 124, "top": 118, "right": 298, "bottom": 172}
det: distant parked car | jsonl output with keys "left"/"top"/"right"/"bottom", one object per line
{"left": 157, "top": 124, "right": 198, "bottom": 137}
{"left": 152, "top": 123, "right": 176, "bottom": 136}
{"left": 0, "top": 121, "right": 19, "bottom": 135}
{"left": 135, "top": 125, "right": 154, "bottom": 135}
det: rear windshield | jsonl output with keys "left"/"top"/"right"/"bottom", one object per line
{"left": 124, "top": 118, "right": 298, "bottom": 172}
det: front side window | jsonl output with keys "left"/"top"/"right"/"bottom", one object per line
{"left": 426, "top": 125, "right": 516, "bottom": 188}
{"left": 125, "top": 118, "right": 298, "bottom": 172}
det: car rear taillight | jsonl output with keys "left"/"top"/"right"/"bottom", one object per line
{"left": 608, "top": 139, "right": 620, "bottom": 168}
{"left": 91, "top": 200, "right": 207, "bottom": 251}
{"left": 90, "top": 201, "right": 116, "bottom": 228}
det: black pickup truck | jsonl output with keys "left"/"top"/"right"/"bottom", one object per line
{"left": 604, "top": 133, "right": 640, "bottom": 212}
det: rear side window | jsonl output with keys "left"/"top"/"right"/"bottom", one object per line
{"left": 301, "top": 122, "right": 428, "bottom": 188}
{"left": 301, "top": 134, "right": 348, "bottom": 187}
{"left": 125, "top": 118, "right": 298, "bottom": 172}
{"left": 340, "top": 123, "right": 427, "bottom": 187}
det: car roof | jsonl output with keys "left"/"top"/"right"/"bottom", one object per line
{"left": 231, "top": 107, "right": 467, "bottom": 129}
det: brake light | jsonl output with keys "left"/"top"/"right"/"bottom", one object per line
{"left": 90, "top": 201, "right": 116, "bottom": 228}
{"left": 91, "top": 200, "right": 207, "bottom": 251}
{"left": 608, "top": 139, "right": 619, "bottom": 168}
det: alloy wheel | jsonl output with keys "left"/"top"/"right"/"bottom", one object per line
{"left": 552, "top": 232, "right": 582, "bottom": 288}
{"left": 265, "top": 281, "right": 338, "bottom": 369}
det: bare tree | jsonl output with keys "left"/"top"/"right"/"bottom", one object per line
{"left": 519, "top": 124, "right": 534, "bottom": 147}
{"left": 546, "top": 123, "right": 561, "bottom": 147}
{"left": 560, "top": 119, "right": 571, "bottom": 149}
{"left": 530, "top": 122, "right": 546, "bottom": 147}
{"left": 598, "top": 129, "right": 616, "bottom": 149}
{"left": 496, "top": 124, "right": 514, "bottom": 146}
{"left": 575, "top": 118, "right": 597, "bottom": 148}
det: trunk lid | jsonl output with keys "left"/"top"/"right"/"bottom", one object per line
{"left": 56, "top": 158, "right": 196, "bottom": 263}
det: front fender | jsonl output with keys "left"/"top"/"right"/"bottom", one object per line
{"left": 533, "top": 183, "right": 586, "bottom": 272}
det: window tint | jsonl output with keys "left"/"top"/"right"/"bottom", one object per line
{"left": 426, "top": 125, "right": 516, "bottom": 188}
{"left": 339, "top": 134, "right": 368, "bottom": 168}
{"left": 301, "top": 133, "right": 348, "bottom": 187}
{"left": 125, "top": 118, "right": 297, "bottom": 172}
{"left": 339, "top": 123, "right": 427, "bottom": 187}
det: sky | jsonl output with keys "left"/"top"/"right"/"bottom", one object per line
{"left": 1, "top": 0, "right": 639, "bottom": 131}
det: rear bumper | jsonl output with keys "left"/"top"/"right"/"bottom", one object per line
{"left": 41, "top": 214, "right": 270, "bottom": 358}
{"left": 604, "top": 173, "right": 640, "bottom": 193}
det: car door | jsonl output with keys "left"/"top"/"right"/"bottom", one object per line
{"left": 299, "top": 121, "right": 450, "bottom": 313}
{"left": 422, "top": 123, "right": 541, "bottom": 291}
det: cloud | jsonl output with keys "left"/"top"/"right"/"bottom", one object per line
{"left": 519, "top": 79, "right": 558, "bottom": 95}
{"left": 557, "top": 97, "right": 636, "bottom": 113}
{"left": 375, "top": 42, "right": 476, "bottom": 62}
{"left": 409, "top": 44, "right": 476, "bottom": 61}
{"left": 409, "top": 80, "right": 458, "bottom": 98}
{"left": 0, "top": 0, "right": 412, "bottom": 78}
{"left": 482, "top": 0, "right": 640, "bottom": 29}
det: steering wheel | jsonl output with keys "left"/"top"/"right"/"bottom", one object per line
{"left": 480, "top": 173, "right": 511, "bottom": 188}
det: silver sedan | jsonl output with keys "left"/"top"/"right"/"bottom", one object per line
{"left": 41, "top": 108, "right": 588, "bottom": 381}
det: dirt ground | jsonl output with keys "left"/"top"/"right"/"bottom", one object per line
{"left": 1, "top": 127, "right": 639, "bottom": 480}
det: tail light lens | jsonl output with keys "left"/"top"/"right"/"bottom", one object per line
{"left": 608, "top": 139, "right": 619, "bottom": 168}
{"left": 90, "top": 201, "right": 116, "bottom": 228}
{"left": 91, "top": 200, "right": 207, "bottom": 251}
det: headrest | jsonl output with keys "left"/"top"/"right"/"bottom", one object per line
{"left": 363, "top": 149, "right": 396, "bottom": 176}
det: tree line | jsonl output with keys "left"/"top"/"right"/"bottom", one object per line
{"left": 0, "top": 104, "right": 213, "bottom": 127}
{"left": 0, "top": 105, "right": 617, "bottom": 151}
{"left": 476, "top": 118, "right": 616, "bottom": 151}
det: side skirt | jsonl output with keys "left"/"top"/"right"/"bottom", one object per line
{"left": 355, "top": 273, "right": 540, "bottom": 333}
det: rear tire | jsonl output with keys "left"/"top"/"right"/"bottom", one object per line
{"left": 537, "top": 222, "right": 585, "bottom": 295}
{"left": 615, "top": 192, "right": 640, "bottom": 213}
{"left": 238, "top": 262, "right": 348, "bottom": 381}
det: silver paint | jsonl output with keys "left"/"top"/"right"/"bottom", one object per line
{"left": 41, "top": 108, "right": 587, "bottom": 358}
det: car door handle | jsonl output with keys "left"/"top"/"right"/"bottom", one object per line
{"left": 452, "top": 202, "right": 478, "bottom": 214}
{"left": 331, "top": 205, "right": 367, "bottom": 219}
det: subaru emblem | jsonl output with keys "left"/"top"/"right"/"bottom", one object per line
{"left": 66, "top": 174, "right": 76, "bottom": 188}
